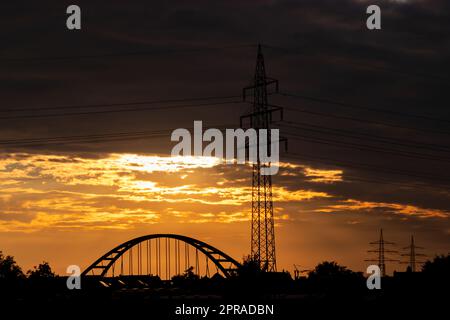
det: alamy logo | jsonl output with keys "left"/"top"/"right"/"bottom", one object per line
{"left": 366, "top": 5, "right": 381, "bottom": 30}
{"left": 66, "top": 265, "right": 81, "bottom": 290}
{"left": 171, "top": 121, "right": 280, "bottom": 175}
{"left": 366, "top": 265, "right": 381, "bottom": 289}
{"left": 66, "top": 5, "right": 81, "bottom": 30}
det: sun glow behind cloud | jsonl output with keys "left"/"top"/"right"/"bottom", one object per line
{"left": 0, "top": 153, "right": 447, "bottom": 233}
{"left": 0, "top": 153, "right": 331, "bottom": 232}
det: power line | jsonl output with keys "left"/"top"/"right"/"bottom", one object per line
{"left": 272, "top": 103, "right": 450, "bottom": 136}
{"left": 284, "top": 132, "right": 450, "bottom": 163}
{"left": 335, "top": 175, "right": 438, "bottom": 190}
{"left": 284, "top": 155, "right": 438, "bottom": 189}
{"left": 246, "top": 138, "right": 450, "bottom": 187}
{"left": 6, "top": 124, "right": 440, "bottom": 182}
{"left": 283, "top": 152, "right": 450, "bottom": 187}
{"left": 0, "top": 124, "right": 234, "bottom": 147}
{"left": 235, "top": 133, "right": 450, "bottom": 186}
{"left": 277, "top": 91, "right": 450, "bottom": 125}
{"left": 0, "top": 100, "right": 243, "bottom": 120}
{"left": 0, "top": 131, "right": 167, "bottom": 146}
{"left": 2, "top": 124, "right": 450, "bottom": 189}
{"left": 0, "top": 94, "right": 242, "bottom": 113}
{"left": 2, "top": 106, "right": 449, "bottom": 186}
{"left": 280, "top": 121, "right": 450, "bottom": 154}
{"left": 284, "top": 154, "right": 450, "bottom": 191}
{"left": 284, "top": 159, "right": 450, "bottom": 191}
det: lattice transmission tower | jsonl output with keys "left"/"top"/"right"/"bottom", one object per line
{"left": 400, "top": 235, "right": 426, "bottom": 272}
{"left": 365, "top": 228, "right": 398, "bottom": 277}
{"left": 241, "top": 45, "right": 284, "bottom": 271}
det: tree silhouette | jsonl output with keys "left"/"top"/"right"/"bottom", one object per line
{"left": 172, "top": 266, "right": 200, "bottom": 281}
{"left": 0, "top": 251, "right": 25, "bottom": 298}
{"left": 0, "top": 250, "right": 24, "bottom": 281}
{"left": 307, "top": 261, "right": 364, "bottom": 295}
{"left": 421, "top": 253, "right": 450, "bottom": 288}
{"left": 171, "top": 266, "right": 200, "bottom": 288}
{"left": 25, "top": 261, "right": 59, "bottom": 298}
{"left": 308, "top": 261, "right": 353, "bottom": 278}
{"left": 238, "top": 255, "right": 261, "bottom": 277}
{"left": 422, "top": 254, "right": 450, "bottom": 275}
{"left": 27, "top": 261, "right": 56, "bottom": 279}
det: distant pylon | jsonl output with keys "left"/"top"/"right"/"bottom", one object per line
{"left": 400, "top": 235, "right": 426, "bottom": 272}
{"left": 365, "top": 228, "right": 398, "bottom": 277}
{"left": 241, "top": 45, "right": 284, "bottom": 271}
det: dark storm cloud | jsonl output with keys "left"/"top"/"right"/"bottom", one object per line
{"left": 1, "top": 0, "right": 449, "bottom": 216}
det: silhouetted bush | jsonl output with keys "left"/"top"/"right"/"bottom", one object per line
{"left": 307, "top": 261, "right": 365, "bottom": 296}
{"left": 422, "top": 254, "right": 450, "bottom": 276}
{"left": 0, "top": 251, "right": 26, "bottom": 298}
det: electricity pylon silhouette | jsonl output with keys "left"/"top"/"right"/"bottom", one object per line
{"left": 241, "top": 45, "right": 284, "bottom": 272}
{"left": 400, "top": 235, "right": 426, "bottom": 272}
{"left": 365, "top": 228, "right": 398, "bottom": 277}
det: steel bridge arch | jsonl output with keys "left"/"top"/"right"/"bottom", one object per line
{"left": 82, "top": 234, "right": 241, "bottom": 278}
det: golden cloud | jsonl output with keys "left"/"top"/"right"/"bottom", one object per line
{"left": 317, "top": 199, "right": 449, "bottom": 219}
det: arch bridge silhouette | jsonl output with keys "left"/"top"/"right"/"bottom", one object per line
{"left": 82, "top": 234, "right": 241, "bottom": 279}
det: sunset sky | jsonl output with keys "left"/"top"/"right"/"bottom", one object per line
{"left": 1, "top": 0, "right": 449, "bottom": 275}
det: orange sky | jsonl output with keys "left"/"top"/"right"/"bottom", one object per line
{"left": 0, "top": 153, "right": 448, "bottom": 275}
